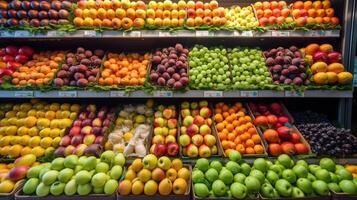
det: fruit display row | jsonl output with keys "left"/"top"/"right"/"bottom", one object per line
{"left": 0, "top": 0, "right": 341, "bottom": 31}
{"left": 193, "top": 152, "right": 357, "bottom": 198}
{"left": 1, "top": 43, "right": 353, "bottom": 90}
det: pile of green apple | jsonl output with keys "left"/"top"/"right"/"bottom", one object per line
{"left": 22, "top": 151, "right": 125, "bottom": 197}
{"left": 228, "top": 47, "right": 272, "bottom": 89}
{"left": 260, "top": 155, "right": 357, "bottom": 198}
{"left": 189, "top": 45, "right": 231, "bottom": 90}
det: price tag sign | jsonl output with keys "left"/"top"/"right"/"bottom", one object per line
{"left": 58, "top": 91, "right": 77, "bottom": 97}
{"left": 1, "top": 31, "right": 13, "bottom": 37}
{"left": 158, "top": 31, "right": 171, "bottom": 37}
{"left": 83, "top": 30, "right": 97, "bottom": 37}
{"left": 241, "top": 31, "right": 253, "bottom": 37}
{"left": 110, "top": 91, "right": 128, "bottom": 97}
{"left": 14, "top": 91, "right": 34, "bottom": 97}
{"left": 124, "top": 31, "right": 141, "bottom": 37}
{"left": 309, "top": 30, "right": 319, "bottom": 37}
{"left": 240, "top": 91, "right": 258, "bottom": 97}
{"left": 203, "top": 91, "right": 223, "bottom": 97}
{"left": 196, "top": 30, "right": 210, "bottom": 36}
{"left": 285, "top": 91, "right": 304, "bottom": 97}
{"left": 272, "top": 31, "right": 290, "bottom": 37}
{"left": 47, "top": 31, "right": 57, "bottom": 37}
{"left": 154, "top": 91, "right": 173, "bottom": 97}
{"left": 14, "top": 30, "right": 30, "bottom": 37}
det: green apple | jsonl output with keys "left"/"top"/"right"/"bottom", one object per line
{"left": 315, "top": 169, "right": 331, "bottom": 183}
{"left": 260, "top": 183, "right": 275, "bottom": 198}
{"left": 308, "top": 164, "right": 321, "bottom": 174}
{"left": 266, "top": 160, "right": 273, "bottom": 168}
{"left": 275, "top": 179, "right": 292, "bottom": 197}
{"left": 253, "top": 158, "right": 267, "bottom": 173}
{"left": 330, "top": 172, "right": 339, "bottom": 183}
{"left": 336, "top": 165, "right": 345, "bottom": 171}
{"left": 64, "top": 155, "right": 78, "bottom": 169}
{"left": 42, "top": 170, "right": 59, "bottom": 186}
{"left": 93, "top": 187, "right": 104, "bottom": 194}
{"left": 307, "top": 173, "right": 316, "bottom": 182}
{"left": 277, "top": 154, "right": 293, "bottom": 169}
{"left": 109, "top": 165, "right": 123, "bottom": 180}
{"left": 328, "top": 182, "right": 341, "bottom": 192}
{"left": 250, "top": 169, "right": 265, "bottom": 184}
{"left": 91, "top": 172, "right": 108, "bottom": 187}
{"left": 142, "top": 154, "right": 158, "bottom": 170}
{"left": 269, "top": 164, "right": 283, "bottom": 177}
{"left": 226, "top": 161, "right": 240, "bottom": 174}
{"left": 212, "top": 180, "right": 226, "bottom": 197}
{"left": 39, "top": 167, "right": 50, "bottom": 180}
{"left": 51, "top": 157, "right": 65, "bottom": 171}
{"left": 36, "top": 182, "right": 50, "bottom": 197}
{"left": 205, "top": 168, "right": 218, "bottom": 183}
{"left": 230, "top": 182, "right": 247, "bottom": 199}
{"left": 272, "top": 189, "right": 280, "bottom": 197}
{"left": 96, "top": 162, "right": 110, "bottom": 173}
{"left": 282, "top": 169, "right": 296, "bottom": 184}
{"left": 104, "top": 179, "right": 118, "bottom": 195}
{"left": 113, "top": 153, "right": 125, "bottom": 166}
{"left": 297, "top": 178, "right": 313, "bottom": 194}
{"left": 77, "top": 183, "right": 92, "bottom": 196}
{"left": 83, "top": 156, "right": 97, "bottom": 171}
{"left": 339, "top": 180, "right": 357, "bottom": 195}
{"left": 23, "top": 178, "right": 39, "bottom": 195}
{"left": 336, "top": 169, "right": 353, "bottom": 180}
{"left": 78, "top": 156, "right": 87, "bottom": 166}
{"left": 234, "top": 173, "right": 246, "bottom": 184}
{"left": 219, "top": 168, "right": 233, "bottom": 185}
{"left": 240, "top": 163, "right": 251, "bottom": 176}
{"left": 194, "top": 183, "right": 210, "bottom": 197}
{"left": 64, "top": 179, "right": 77, "bottom": 196}
{"left": 58, "top": 168, "right": 74, "bottom": 183}
{"left": 312, "top": 180, "right": 329, "bottom": 196}
{"left": 291, "top": 187, "right": 305, "bottom": 197}
{"left": 296, "top": 160, "right": 308, "bottom": 169}
{"left": 50, "top": 181, "right": 65, "bottom": 196}
{"left": 293, "top": 165, "right": 308, "bottom": 178}
{"left": 100, "top": 150, "right": 115, "bottom": 164}
{"left": 192, "top": 170, "right": 205, "bottom": 183}
{"left": 245, "top": 176, "right": 261, "bottom": 193}
{"left": 210, "top": 161, "right": 222, "bottom": 172}
{"left": 195, "top": 158, "right": 209, "bottom": 172}
{"left": 75, "top": 170, "right": 92, "bottom": 185}
{"left": 266, "top": 170, "right": 279, "bottom": 186}
{"left": 228, "top": 150, "right": 241, "bottom": 162}
{"left": 319, "top": 158, "right": 336, "bottom": 172}
{"left": 27, "top": 165, "right": 44, "bottom": 179}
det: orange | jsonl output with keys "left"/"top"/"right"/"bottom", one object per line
{"left": 215, "top": 108, "right": 222, "bottom": 114}
{"left": 234, "top": 137, "right": 241, "bottom": 144}
{"left": 237, "top": 111, "right": 245, "bottom": 117}
{"left": 222, "top": 105, "right": 229, "bottom": 112}
{"left": 244, "top": 116, "right": 252, "bottom": 122}
{"left": 246, "top": 147, "right": 255, "bottom": 154}
{"left": 216, "top": 123, "right": 225, "bottom": 131}
{"left": 223, "top": 112, "right": 229, "bottom": 118}
{"left": 232, "top": 120, "right": 240, "bottom": 127}
{"left": 227, "top": 133, "right": 235, "bottom": 141}
{"left": 245, "top": 139, "right": 255, "bottom": 148}
{"left": 225, "top": 116, "right": 233, "bottom": 123}
{"left": 226, "top": 124, "right": 234, "bottom": 132}
{"left": 228, "top": 108, "right": 235, "bottom": 114}
{"left": 221, "top": 140, "right": 230, "bottom": 150}
{"left": 235, "top": 144, "right": 245, "bottom": 154}
{"left": 254, "top": 145, "right": 264, "bottom": 154}
{"left": 218, "top": 132, "right": 227, "bottom": 141}
{"left": 239, "top": 133, "right": 250, "bottom": 141}
{"left": 248, "top": 127, "right": 257, "bottom": 135}
{"left": 251, "top": 134, "right": 261, "bottom": 144}
{"left": 214, "top": 114, "right": 223, "bottom": 123}
{"left": 229, "top": 141, "right": 236, "bottom": 149}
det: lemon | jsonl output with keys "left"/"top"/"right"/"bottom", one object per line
{"left": 28, "top": 127, "right": 39, "bottom": 136}
{"left": 60, "top": 129, "right": 66, "bottom": 137}
{"left": 36, "top": 111, "right": 45, "bottom": 118}
{"left": 10, "top": 136, "right": 21, "bottom": 145}
{"left": 124, "top": 132, "right": 133, "bottom": 142}
{"left": 20, "top": 135, "right": 31, "bottom": 146}
{"left": 29, "top": 136, "right": 41, "bottom": 147}
{"left": 69, "top": 112, "right": 77, "bottom": 120}
{"left": 9, "top": 144, "right": 23, "bottom": 158}
{"left": 52, "top": 137, "right": 61, "bottom": 147}
{"left": 8, "top": 117, "right": 18, "bottom": 125}
{"left": 61, "top": 111, "right": 71, "bottom": 119}
{"left": 50, "top": 119, "right": 60, "bottom": 129}
{"left": 20, "top": 103, "right": 32, "bottom": 112}
{"left": 24, "top": 116, "right": 37, "bottom": 128}
{"left": 27, "top": 109, "right": 37, "bottom": 117}
{"left": 15, "top": 118, "right": 24, "bottom": 127}
{"left": 6, "top": 126, "right": 17, "bottom": 135}
{"left": 0, "top": 127, "right": 6, "bottom": 135}
{"left": 59, "top": 119, "right": 72, "bottom": 129}
{"left": 0, "top": 146, "right": 10, "bottom": 156}
{"left": 50, "top": 103, "right": 60, "bottom": 111}
{"left": 45, "top": 147, "right": 55, "bottom": 156}
{"left": 45, "top": 111, "right": 56, "bottom": 120}
{"left": 60, "top": 103, "right": 71, "bottom": 111}
{"left": 17, "top": 126, "right": 29, "bottom": 136}
{"left": 39, "top": 128, "right": 51, "bottom": 137}
{"left": 33, "top": 102, "right": 46, "bottom": 110}
{"left": 31, "top": 146, "right": 45, "bottom": 157}
{"left": 0, "top": 136, "right": 10, "bottom": 147}
{"left": 37, "top": 118, "right": 50, "bottom": 129}
{"left": 70, "top": 104, "right": 80, "bottom": 112}
{"left": 0, "top": 180, "right": 15, "bottom": 193}
{"left": 12, "top": 104, "right": 20, "bottom": 111}
{"left": 5, "top": 110, "right": 16, "bottom": 118}
{"left": 116, "top": 117, "right": 125, "bottom": 126}
{"left": 16, "top": 111, "right": 27, "bottom": 118}
{"left": 20, "top": 146, "right": 32, "bottom": 156}
{"left": 40, "top": 137, "right": 53, "bottom": 148}
{"left": 0, "top": 118, "right": 8, "bottom": 126}
{"left": 49, "top": 128, "right": 61, "bottom": 138}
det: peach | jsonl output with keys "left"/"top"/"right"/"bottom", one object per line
{"left": 292, "top": 9, "right": 300, "bottom": 18}
{"left": 312, "top": 1, "right": 323, "bottom": 9}
{"left": 126, "top": 8, "right": 136, "bottom": 19}
{"left": 148, "top": 1, "right": 158, "bottom": 9}
{"left": 254, "top": 2, "right": 263, "bottom": 10}
{"left": 133, "top": 18, "right": 145, "bottom": 27}
{"left": 171, "top": 10, "right": 178, "bottom": 18}
{"left": 293, "top": 1, "right": 304, "bottom": 9}
{"left": 209, "top": 0, "right": 218, "bottom": 10}
{"left": 262, "top": 1, "right": 271, "bottom": 10}
{"left": 256, "top": 9, "right": 264, "bottom": 18}
{"left": 163, "top": 10, "right": 171, "bottom": 18}
{"left": 322, "top": 16, "right": 330, "bottom": 24}
{"left": 136, "top": 9, "right": 146, "bottom": 18}
{"left": 77, "top": 1, "right": 86, "bottom": 9}
{"left": 102, "top": 0, "right": 113, "bottom": 9}
{"left": 187, "top": 8, "right": 195, "bottom": 18}
{"left": 177, "top": 0, "right": 186, "bottom": 10}
{"left": 121, "top": 0, "right": 131, "bottom": 9}
{"left": 308, "top": 9, "right": 317, "bottom": 17}
{"left": 146, "top": 18, "right": 154, "bottom": 25}
{"left": 322, "top": 0, "right": 331, "bottom": 9}
{"left": 196, "top": 1, "right": 204, "bottom": 9}
{"left": 203, "top": 16, "right": 212, "bottom": 25}
{"left": 74, "top": 8, "right": 83, "bottom": 17}
{"left": 217, "top": 7, "right": 225, "bottom": 17}
{"left": 196, "top": 8, "right": 204, "bottom": 18}
{"left": 281, "top": 8, "right": 290, "bottom": 17}
{"left": 219, "top": 17, "right": 226, "bottom": 25}
{"left": 115, "top": 8, "right": 126, "bottom": 19}
{"left": 172, "top": 3, "right": 178, "bottom": 10}
{"left": 278, "top": 1, "right": 287, "bottom": 9}
{"left": 186, "top": 17, "right": 194, "bottom": 26}
{"left": 204, "top": 3, "right": 210, "bottom": 10}
{"left": 306, "top": 17, "right": 315, "bottom": 24}
{"left": 330, "top": 17, "right": 339, "bottom": 25}
{"left": 212, "top": 8, "right": 220, "bottom": 17}
{"left": 272, "top": 8, "right": 280, "bottom": 17}
{"left": 304, "top": 1, "right": 313, "bottom": 9}
{"left": 136, "top": 1, "right": 146, "bottom": 10}
{"left": 204, "top": 9, "right": 211, "bottom": 17}
{"left": 316, "top": 9, "right": 325, "bottom": 17}
{"left": 97, "top": 8, "right": 107, "bottom": 20}
{"left": 93, "top": 18, "right": 102, "bottom": 27}
{"left": 163, "top": 0, "right": 172, "bottom": 10}
{"left": 82, "top": 8, "right": 90, "bottom": 18}
{"left": 146, "top": 9, "right": 155, "bottom": 18}
{"left": 107, "top": 9, "right": 116, "bottom": 19}
{"left": 121, "top": 17, "right": 133, "bottom": 29}
{"left": 315, "top": 16, "right": 323, "bottom": 23}
{"left": 112, "top": 18, "right": 121, "bottom": 28}
{"left": 157, "top": 2, "right": 164, "bottom": 10}
{"left": 83, "top": 17, "right": 94, "bottom": 26}
{"left": 171, "top": 18, "right": 179, "bottom": 26}
{"left": 178, "top": 18, "right": 184, "bottom": 26}
{"left": 212, "top": 16, "right": 220, "bottom": 26}
{"left": 88, "top": 8, "right": 97, "bottom": 18}
{"left": 300, "top": 9, "right": 308, "bottom": 17}
{"left": 162, "top": 18, "right": 171, "bottom": 26}
{"left": 259, "top": 17, "right": 269, "bottom": 26}
{"left": 112, "top": 0, "right": 122, "bottom": 9}
{"left": 194, "top": 16, "right": 203, "bottom": 26}
{"left": 325, "top": 8, "right": 334, "bottom": 17}
{"left": 155, "top": 9, "right": 163, "bottom": 18}
{"left": 270, "top": 1, "right": 279, "bottom": 9}
{"left": 154, "top": 18, "right": 162, "bottom": 26}
{"left": 187, "top": 1, "right": 195, "bottom": 9}
{"left": 295, "top": 17, "right": 306, "bottom": 26}
{"left": 102, "top": 18, "right": 112, "bottom": 27}
{"left": 178, "top": 10, "right": 186, "bottom": 19}
{"left": 264, "top": 9, "right": 273, "bottom": 18}
{"left": 285, "top": 17, "right": 294, "bottom": 23}
{"left": 73, "top": 17, "right": 84, "bottom": 26}
{"left": 130, "top": 2, "right": 137, "bottom": 9}
{"left": 268, "top": 16, "right": 276, "bottom": 25}
{"left": 86, "top": 0, "right": 96, "bottom": 9}
{"left": 276, "top": 16, "right": 285, "bottom": 24}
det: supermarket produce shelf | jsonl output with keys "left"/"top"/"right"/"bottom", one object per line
{"left": 0, "top": 90, "right": 352, "bottom": 98}
{"left": 0, "top": 29, "right": 340, "bottom": 39}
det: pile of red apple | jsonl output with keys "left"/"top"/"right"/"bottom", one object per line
{"left": 179, "top": 100, "right": 218, "bottom": 158}
{"left": 55, "top": 104, "right": 116, "bottom": 157}
{"left": 150, "top": 105, "right": 179, "bottom": 157}
{"left": 0, "top": 45, "right": 33, "bottom": 84}
{"left": 249, "top": 102, "right": 310, "bottom": 156}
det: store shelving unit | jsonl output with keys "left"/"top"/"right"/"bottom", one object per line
{"left": 0, "top": 0, "right": 355, "bottom": 129}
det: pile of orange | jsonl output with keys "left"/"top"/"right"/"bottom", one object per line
{"left": 11, "top": 51, "right": 65, "bottom": 86}
{"left": 98, "top": 52, "right": 150, "bottom": 86}
{"left": 214, "top": 102, "right": 265, "bottom": 156}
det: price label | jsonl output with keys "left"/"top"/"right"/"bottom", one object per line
{"left": 285, "top": 91, "right": 304, "bottom": 97}
{"left": 203, "top": 91, "right": 223, "bottom": 97}
{"left": 158, "top": 31, "right": 171, "bottom": 37}
{"left": 154, "top": 91, "right": 173, "bottom": 97}
{"left": 14, "top": 30, "right": 30, "bottom": 37}
{"left": 58, "top": 91, "right": 77, "bottom": 97}
{"left": 14, "top": 91, "right": 33, "bottom": 97}
{"left": 125, "top": 31, "right": 141, "bottom": 37}
{"left": 110, "top": 91, "right": 127, "bottom": 97}
{"left": 1, "top": 31, "right": 13, "bottom": 37}
{"left": 83, "top": 30, "right": 97, "bottom": 37}
{"left": 47, "top": 31, "right": 57, "bottom": 37}
{"left": 309, "top": 30, "right": 320, "bottom": 37}
{"left": 240, "top": 91, "right": 258, "bottom": 97}
{"left": 272, "top": 31, "right": 290, "bottom": 37}
{"left": 241, "top": 31, "right": 253, "bottom": 37}
{"left": 196, "top": 30, "right": 210, "bottom": 36}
